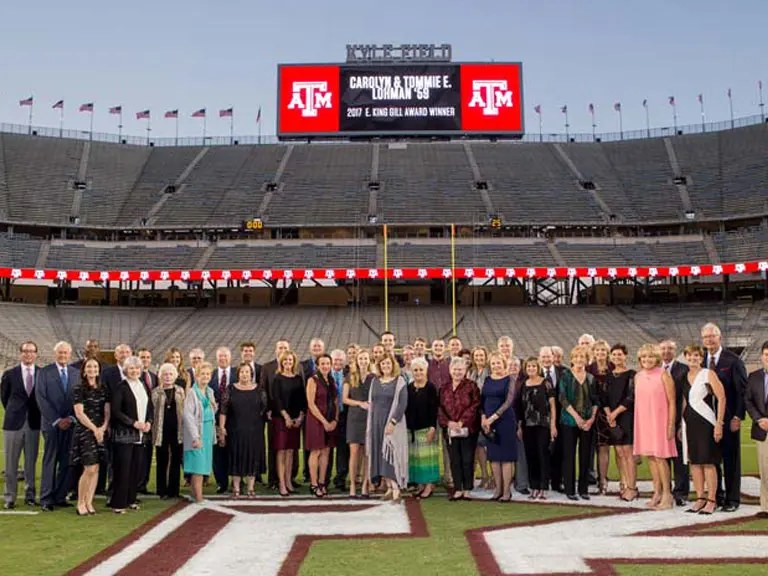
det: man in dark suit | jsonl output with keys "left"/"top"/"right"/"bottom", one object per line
{"left": 260, "top": 339, "right": 291, "bottom": 489}
{"left": 97, "top": 343, "right": 132, "bottom": 497}
{"left": 137, "top": 348, "right": 157, "bottom": 495}
{"left": 329, "top": 349, "right": 349, "bottom": 489}
{"left": 301, "top": 338, "right": 326, "bottom": 482}
{"left": 745, "top": 340, "right": 768, "bottom": 518}
{"left": 539, "top": 346, "right": 568, "bottom": 492}
{"left": 660, "top": 339, "right": 691, "bottom": 506}
{"left": 701, "top": 322, "right": 748, "bottom": 512}
{"left": 2, "top": 341, "right": 41, "bottom": 509}
{"left": 213, "top": 347, "right": 237, "bottom": 494}
{"left": 36, "top": 341, "right": 79, "bottom": 511}
{"left": 70, "top": 339, "right": 101, "bottom": 372}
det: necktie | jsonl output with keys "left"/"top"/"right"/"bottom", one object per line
{"left": 335, "top": 372, "right": 343, "bottom": 412}
{"left": 144, "top": 371, "right": 152, "bottom": 392}
{"left": 544, "top": 368, "right": 553, "bottom": 384}
{"left": 60, "top": 368, "right": 68, "bottom": 393}
{"left": 25, "top": 368, "right": 34, "bottom": 395}
{"left": 220, "top": 370, "right": 227, "bottom": 392}
{"left": 665, "top": 364, "right": 671, "bottom": 373}
{"left": 708, "top": 356, "right": 716, "bottom": 371}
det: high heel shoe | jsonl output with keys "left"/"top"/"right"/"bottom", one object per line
{"left": 698, "top": 499, "right": 716, "bottom": 515}
{"left": 687, "top": 498, "right": 706, "bottom": 513}
{"left": 76, "top": 508, "right": 89, "bottom": 516}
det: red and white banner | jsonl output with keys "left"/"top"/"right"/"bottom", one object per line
{"left": 2, "top": 261, "right": 765, "bottom": 283}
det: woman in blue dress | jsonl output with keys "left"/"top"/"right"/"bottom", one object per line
{"left": 183, "top": 362, "right": 217, "bottom": 504}
{"left": 481, "top": 351, "right": 518, "bottom": 502}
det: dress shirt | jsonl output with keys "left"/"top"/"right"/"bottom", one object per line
{"left": 705, "top": 348, "right": 723, "bottom": 370}
{"left": 332, "top": 370, "right": 344, "bottom": 413}
{"left": 763, "top": 370, "right": 768, "bottom": 405}
{"left": 217, "top": 367, "right": 230, "bottom": 388}
{"left": 23, "top": 364, "right": 35, "bottom": 395}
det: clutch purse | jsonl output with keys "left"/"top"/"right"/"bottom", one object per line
{"left": 448, "top": 427, "right": 469, "bottom": 438}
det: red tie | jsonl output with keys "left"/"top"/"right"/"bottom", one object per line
{"left": 144, "top": 371, "right": 152, "bottom": 392}
{"left": 220, "top": 370, "right": 227, "bottom": 391}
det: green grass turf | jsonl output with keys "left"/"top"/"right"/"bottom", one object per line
{"left": 616, "top": 566, "right": 768, "bottom": 576}
{"left": 0, "top": 402, "right": 765, "bottom": 576}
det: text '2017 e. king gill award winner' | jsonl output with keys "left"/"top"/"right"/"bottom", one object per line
{"left": 277, "top": 62, "right": 523, "bottom": 139}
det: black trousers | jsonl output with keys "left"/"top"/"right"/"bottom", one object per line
{"left": 447, "top": 431, "right": 478, "bottom": 492}
{"left": 716, "top": 426, "right": 741, "bottom": 506}
{"left": 112, "top": 443, "right": 143, "bottom": 510}
{"left": 562, "top": 425, "right": 593, "bottom": 496}
{"left": 155, "top": 441, "right": 182, "bottom": 498}
{"left": 213, "top": 443, "right": 229, "bottom": 489}
{"left": 138, "top": 443, "right": 153, "bottom": 492}
{"left": 523, "top": 426, "right": 551, "bottom": 491}
{"left": 550, "top": 420, "right": 564, "bottom": 490}
{"left": 328, "top": 411, "right": 349, "bottom": 487}
{"left": 672, "top": 435, "right": 689, "bottom": 499}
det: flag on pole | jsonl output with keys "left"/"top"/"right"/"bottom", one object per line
{"left": 164, "top": 109, "right": 179, "bottom": 119}
{"left": 136, "top": 110, "right": 150, "bottom": 120}
{"left": 533, "top": 104, "right": 541, "bottom": 114}
{"left": 109, "top": 106, "right": 122, "bottom": 115}
{"left": 561, "top": 105, "right": 568, "bottom": 114}
{"left": 642, "top": 98, "right": 648, "bottom": 108}
{"left": 191, "top": 108, "right": 206, "bottom": 118}
{"left": 52, "top": 100, "right": 64, "bottom": 110}
{"left": 19, "top": 96, "right": 33, "bottom": 107}
{"left": 697, "top": 94, "right": 703, "bottom": 104}
{"left": 588, "top": 103, "right": 594, "bottom": 113}
{"left": 256, "top": 106, "right": 262, "bottom": 123}
{"left": 219, "top": 107, "right": 233, "bottom": 118}
{"left": 614, "top": 102, "right": 621, "bottom": 111}
{"left": 760, "top": 80, "right": 763, "bottom": 90}
{"left": 79, "top": 103, "right": 94, "bottom": 112}
{"left": 668, "top": 96, "right": 675, "bottom": 106}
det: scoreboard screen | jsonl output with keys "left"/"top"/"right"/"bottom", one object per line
{"left": 277, "top": 62, "right": 523, "bottom": 139}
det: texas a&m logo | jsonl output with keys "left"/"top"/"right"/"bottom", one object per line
{"left": 287, "top": 81, "right": 333, "bottom": 117}
{"left": 467, "top": 80, "right": 513, "bottom": 116}
{"left": 279, "top": 64, "right": 340, "bottom": 134}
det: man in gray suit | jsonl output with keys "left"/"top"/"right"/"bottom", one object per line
{"left": 36, "top": 341, "right": 79, "bottom": 511}
{"left": 1, "top": 341, "right": 41, "bottom": 508}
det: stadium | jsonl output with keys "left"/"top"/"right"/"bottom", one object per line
{"left": 1, "top": 22, "right": 768, "bottom": 576}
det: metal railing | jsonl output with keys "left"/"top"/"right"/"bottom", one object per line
{"left": 1, "top": 113, "right": 766, "bottom": 147}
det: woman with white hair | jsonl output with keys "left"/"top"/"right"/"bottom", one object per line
{"left": 151, "top": 363, "right": 185, "bottom": 500}
{"left": 406, "top": 357, "right": 439, "bottom": 499}
{"left": 110, "top": 356, "right": 154, "bottom": 514}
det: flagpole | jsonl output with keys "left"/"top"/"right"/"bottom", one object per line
{"left": 175, "top": 116, "right": 179, "bottom": 146}
{"left": 258, "top": 117, "right": 262, "bottom": 145}
{"left": 230, "top": 113, "right": 234, "bottom": 145}
{"left": 59, "top": 104, "right": 64, "bottom": 137}
{"left": 590, "top": 108, "right": 596, "bottom": 141}
{"left": 644, "top": 101, "right": 650, "bottom": 138}
{"left": 564, "top": 109, "right": 570, "bottom": 141}
{"left": 146, "top": 117, "right": 151, "bottom": 146}
{"left": 89, "top": 107, "right": 94, "bottom": 141}
{"left": 672, "top": 101, "right": 677, "bottom": 134}
{"left": 118, "top": 109, "right": 123, "bottom": 142}
{"left": 538, "top": 113, "right": 542, "bottom": 143}
{"left": 760, "top": 81, "right": 765, "bottom": 122}
{"left": 618, "top": 108, "right": 624, "bottom": 140}
{"left": 728, "top": 90, "right": 734, "bottom": 129}
{"left": 203, "top": 114, "right": 207, "bottom": 142}
{"left": 699, "top": 96, "right": 706, "bottom": 133}
{"left": 28, "top": 100, "right": 34, "bottom": 135}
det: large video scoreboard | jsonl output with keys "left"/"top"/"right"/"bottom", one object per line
{"left": 277, "top": 62, "right": 524, "bottom": 140}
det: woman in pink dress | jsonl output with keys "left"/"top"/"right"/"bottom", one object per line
{"left": 633, "top": 343, "right": 677, "bottom": 510}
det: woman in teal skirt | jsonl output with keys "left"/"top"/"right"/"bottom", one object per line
{"left": 183, "top": 362, "right": 217, "bottom": 503}
{"left": 406, "top": 358, "right": 439, "bottom": 499}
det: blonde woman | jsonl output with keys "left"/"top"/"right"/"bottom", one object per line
{"left": 469, "top": 346, "right": 492, "bottom": 489}
{"left": 344, "top": 348, "right": 373, "bottom": 498}
{"left": 183, "top": 362, "right": 217, "bottom": 504}
{"left": 272, "top": 351, "right": 306, "bottom": 497}
{"left": 633, "top": 344, "right": 677, "bottom": 510}
{"left": 366, "top": 352, "right": 409, "bottom": 502}
{"left": 589, "top": 339, "right": 613, "bottom": 494}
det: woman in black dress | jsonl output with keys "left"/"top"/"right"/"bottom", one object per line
{"left": 219, "top": 363, "right": 267, "bottom": 498}
{"left": 272, "top": 350, "right": 306, "bottom": 497}
{"left": 603, "top": 343, "right": 637, "bottom": 501}
{"left": 589, "top": 340, "right": 613, "bottom": 495}
{"left": 72, "top": 358, "right": 109, "bottom": 516}
{"left": 343, "top": 348, "right": 373, "bottom": 498}
{"left": 151, "top": 363, "right": 185, "bottom": 499}
{"left": 682, "top": 345, "right": 726, "bottom": 515}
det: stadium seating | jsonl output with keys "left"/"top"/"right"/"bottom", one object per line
{"left": 206, "top": 241, "right": 377, "bottom": 269}
{"left": 0, "top": 233, "right": 43, "bottom": 268}
{"left": 43, "top": 241, "right": 206, "bottom": 271}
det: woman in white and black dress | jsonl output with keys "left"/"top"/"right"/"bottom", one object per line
{"left": 110, "top": 356, "right": 153, "bottom": 514}
{"left": 219, "top": 363, "right": 267, "bottom": 498}
{"left": 682, "top": 344, "right": 726, "bottom": 515}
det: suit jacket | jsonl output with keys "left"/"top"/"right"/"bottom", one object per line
{"left": 259, "top": 359, "right": 279, "bottom": 411}
{"left": 101, "top": 364, "right": 125, "bottom": 399}
{"left": 745, "top": 368, "right": 768, "bottom": 442}
{"left": 140, "top": 370, "right": 158, "bottom": 394}
{"left": 210, "top": 366, "right": 238, "bottom": 409}
{"left": 1, "top": 364, "right": 41, "bottom": 431}
{"left": 111, "top": 379, "right": 155, "bottom": 445}
{"left": 666, "top": 360, "right": 690, "bottom": 426}
{"left": 35, "top": 363, "right": 79, "bottom": 433}
{"left": 301, "top": 358, "right": 315, "bottom": 382}
{"left": 702, "top": 349, "right": 748, "bottom": 421}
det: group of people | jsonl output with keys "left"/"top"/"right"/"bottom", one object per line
{"left": 2, "top": 324, "right": 768, "bottom": 520}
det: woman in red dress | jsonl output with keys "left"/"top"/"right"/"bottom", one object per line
{"left": 305, "top": 354, "right": 338, "bottom": 497}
